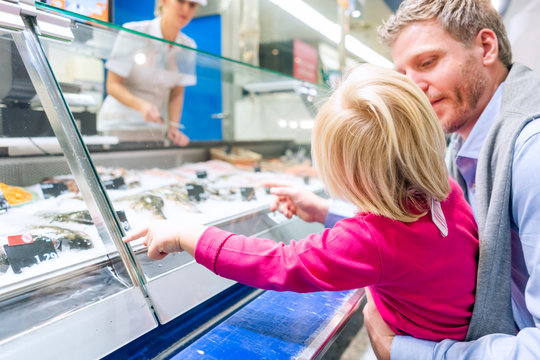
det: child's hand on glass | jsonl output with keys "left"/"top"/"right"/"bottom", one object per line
{"left": 123, "top": 220, "right": 207, "bottom": 260}
{"left": 264, "top": 182, "right": 330, "bottom": 224}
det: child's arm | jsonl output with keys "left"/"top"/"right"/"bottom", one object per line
{"left": 124, "top": 217, "right": 381, "bottom": 293}
{"left": 123, "top": 220, "right": 208, "bottom": 260}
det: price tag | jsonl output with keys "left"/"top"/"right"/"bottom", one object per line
{"left": 7, "top": 233, "right": 34, "bottom": 246}
{"left": 4, "top": 237, "right": 58, "bottom": 274}
{"left": 240, "top": 187, "right": 256, "bottom": 201}
{"left": 186, "top": 183, "right": 206, "bottom": 202}
{"left": 40, "top": 181, "right": 69, "bottom": 199}
{"left": 196, "top": 170, "right": 208, "bottom": 179}
{"left": 116, "top": 210, "right": 130, "bottom": 231}
{"left": 103, "top": 177, "right": 127, "bottom": 190}
{"left": 0, "top": 188, "right": 9, "bottom": 214}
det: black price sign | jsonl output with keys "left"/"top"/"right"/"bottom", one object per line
{"left": 103, "top": 177, "right": 127, "bottom": 190}
{"left": 196, "top": 170, "right": 207, "bottom": 179}
{"left": 186, "top": 183, "right": 206, "bottom": 202}
{"left": 116, "top": 210, "right": 130, "bottom": 232}
{"left": 4, "top": 238, "right": 58, "bottom": 274}
{"left": 0, "top": 188, "right": 9, "bottom": 214}
{"left": 40, "top": 181, "right": 69, "bottom": 199}
{"left": 240, "top": 187, "right": 256, "bottom": 201}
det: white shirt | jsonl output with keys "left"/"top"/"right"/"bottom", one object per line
{"left": 97, "top": 17, "right": 197, "bottom": 131}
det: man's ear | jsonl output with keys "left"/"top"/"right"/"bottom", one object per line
{"left": 476, "top": 28, "right": 499, "bottom": 66}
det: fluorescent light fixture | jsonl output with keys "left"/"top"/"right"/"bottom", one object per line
{"left": 269, "top": 0, "right": 341, "bottom": 43}
{"left": 351, "top": 10, "right": 362, "bottom": 18}
{"left": 269, "top": 0, "right": 393, "bottom": 68}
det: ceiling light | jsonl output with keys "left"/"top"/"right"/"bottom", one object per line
{"left": 351, "top": 10, "right": 362, "bottom": 18}
{"left": 269, "top": 0, "right": 392, "bottom": 68}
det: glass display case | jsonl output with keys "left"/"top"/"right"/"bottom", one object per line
{"left": 0, "top": 1, "right": 327, "bottom": 358}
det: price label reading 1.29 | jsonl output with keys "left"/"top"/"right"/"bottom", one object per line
{"left": 34, "top": 251, "right": 58, "bottom": 264}
{"left": 4, "top": 237, "right": 58, "bottom": 274}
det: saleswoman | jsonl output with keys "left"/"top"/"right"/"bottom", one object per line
{"left": 97, "top": 0, "right": 206, "bottom": 146}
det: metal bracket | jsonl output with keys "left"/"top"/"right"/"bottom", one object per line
{"left": 0, "top": 0, "right": 24, "bottom": 31}
{"left": 0, "top": 0, "right": 73, "bottom": 41}
{"left": 35, "top": 10, "right": 73, "bottom": 41}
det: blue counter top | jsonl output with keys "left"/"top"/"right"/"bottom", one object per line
{"left": 173, "top": 289, "right": 364, "bottom": 360}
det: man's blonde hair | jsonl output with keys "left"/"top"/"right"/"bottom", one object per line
{"left": 378, "top": 0, "right": 512, "bottom": 67}
{"left": 312, "top": 64, "right": 450, "bottom": 222}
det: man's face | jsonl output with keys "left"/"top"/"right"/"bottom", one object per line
{"left": 391, "top": 20, "right": 488, "bottom": 138}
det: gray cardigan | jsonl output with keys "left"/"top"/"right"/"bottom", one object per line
{"left": 446, "top": 63, "right": 540, "bottom": 340}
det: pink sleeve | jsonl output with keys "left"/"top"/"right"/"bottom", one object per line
{"left": 195, "top": 226, "right": 235, "bottom": 273}
{"left": 194, "top": 219, "right": 382, "bottom": 292}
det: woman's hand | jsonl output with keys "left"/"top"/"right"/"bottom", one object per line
{"left": 167, "top": 126, "right": 190, "bottom": 146}
{"left": 139, "top": 101, "right": 162, "bottom": 124}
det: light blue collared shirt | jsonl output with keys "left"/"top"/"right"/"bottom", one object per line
{"left": 454, "top": 85, "right": 503, "bottom": 217}
{"left": 392, "top": 85, "right": 540, "bottom": 359}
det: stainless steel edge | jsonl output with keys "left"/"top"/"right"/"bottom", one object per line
{"left": 0, "top": 288, "right": 157, "bottom": 359}
{"left": 0, "top": 253, "right": 117, "bottom": 301}
{"left": 146, "top": 260, "right": 236, "bottom": 324}
{"left": 299, "top": 289, "right": 366, "bottom": 360}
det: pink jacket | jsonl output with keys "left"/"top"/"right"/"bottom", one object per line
{"left": 195, "top": 178, "right": 478, "bottom": 341}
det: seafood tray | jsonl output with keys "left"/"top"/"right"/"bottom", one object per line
{"left": 0, "top": 160, "right": 323, "bottom": 288}
{"left": 209, "top": 146, "right": 263, "bottom": 166}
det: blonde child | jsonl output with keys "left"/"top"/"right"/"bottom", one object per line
{"left": 124, "top": 64, "right": 478, "bottom": 341}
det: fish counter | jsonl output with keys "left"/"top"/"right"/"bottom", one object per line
{"left": 1, "top": 157, "right": 321, "bottom": 281}
{"left": 0, "top": 146, "right": 325, "bottom": 357}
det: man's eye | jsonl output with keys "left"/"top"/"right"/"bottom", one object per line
{"left": 420, "top": 59, "right": 435, "bottom": 69}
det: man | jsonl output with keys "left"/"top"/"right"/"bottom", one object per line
{"left": 269, "top": 1, "right": 540, "bottom": 358}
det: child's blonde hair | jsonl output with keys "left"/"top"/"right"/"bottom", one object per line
{"left": 312, "top": 64, "right": 450, "bottom": 222}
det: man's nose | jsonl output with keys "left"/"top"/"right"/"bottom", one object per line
{"left": 406, "top": 71, "right": 429, "bottom": 92}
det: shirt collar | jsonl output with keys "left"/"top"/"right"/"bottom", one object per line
{"left": 457, "top": 83, "right": 504, "bottom": 159}
{"left": 148, "top": 16, "right": 163, "bottom": 38}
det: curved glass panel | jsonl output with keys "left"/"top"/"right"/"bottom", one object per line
{"left": 33, "top": 4, "right": 327, "bottom": 323}
{"left": 36, "top": 1, "right": 329, "bottom": 145}
{"left": 0, "top": 29, "right": 137, "bottom": 345}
